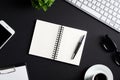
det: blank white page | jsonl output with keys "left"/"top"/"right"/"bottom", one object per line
{"left": 0, "top": 66, "right": 29, "bottom": 80}
{"left": 56, "top": 26, "right": 87, "bottom": 66}
{"left": 29, "top": 20, "right": 59, "bottom": 59}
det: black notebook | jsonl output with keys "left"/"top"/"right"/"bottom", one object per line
{"left": 29, "top": 20, "right": 87, "bottom": 66}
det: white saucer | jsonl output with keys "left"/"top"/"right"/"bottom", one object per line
{"left": 84, "top": 64, "right": 113, "bottom": 80}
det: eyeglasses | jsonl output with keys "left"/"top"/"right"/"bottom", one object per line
{"left": 100, "top": 34, "right": 120, "bottom": 66}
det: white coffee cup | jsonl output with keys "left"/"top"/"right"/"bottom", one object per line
{"left": 84, "top": 64, "right": 113, "bottom": 80}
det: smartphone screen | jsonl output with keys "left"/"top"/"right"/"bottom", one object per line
{"left": 0, "top": 24, "right": 11, "bottom": 47}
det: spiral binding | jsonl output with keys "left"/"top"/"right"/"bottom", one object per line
{"left": 52, "top": 26, "right": 64, "bottom": 60}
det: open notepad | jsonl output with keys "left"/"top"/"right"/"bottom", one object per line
{"left": 29, "top": 20, "right": 87, "bottom": 66}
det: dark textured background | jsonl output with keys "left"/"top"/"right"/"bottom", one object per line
{"left": 0, "top": 0, "right": 120, "bottom": 80}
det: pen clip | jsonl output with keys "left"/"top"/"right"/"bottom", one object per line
{"left": 0, "top": 67, "right": 16, "bottom": 74}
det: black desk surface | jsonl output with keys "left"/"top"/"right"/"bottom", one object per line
{"left": 0, "top": 0, "right": 120, "bottom": 80}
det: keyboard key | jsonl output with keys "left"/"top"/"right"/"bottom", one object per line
{"left": 114, "top": 7, "right": 118, "bottom": 12}
{"left": 116, "top": 19, "right": 120, "bottom": 24}
{"left": 84, "top": 0, "right": 88, "bottom": 5}
{"left": 118, "top": 28, "right": 120, "bottom": 31}
{"left": 92, "top": 0, "right": 97, "bottom": 4}
{"left": 102, "top": 0, "right": 106, "bottom": 4}
{"left": 76, "top": 1, "right": 82, "bottom": 7}
{"left": 118, "top": 10, "right": 120, "bottom": 14}
{"left": 110, "top": 0, "right": 115, "bottom": 4}
{"left": 72, "top": 0, "right": 77, "bottom": 3}
{"left": 118, "top": 5, "right": 120, "bottom": 8}
{"left": 104, "top": 7, "right": 109, "bottom": 12}
{"left": 114, "top": 24, "right": 119, "bottom": 29}
{"left": 96, "top": 7, "right": 100, "bottom": 12}
{"left": 88, "top": 3, "right": 92, "bottom": 7}
{"left": 106, "top": 3, "right": 110, "bottom": 7}
{"left": 100, "top": 4, "right": 105, "bottom": 9}
{"left": 113, "top": 12, "right": 117, "bottom": 16}
{"left": 100, "top": 10, "right": 104, "bottom": 14}
{"left": 104, "top": 12, "right": 108, "bottom": 17}
{"left": 106, "top": 19, "right": 111, "bottom": 24}
{"left": 101, "top": 16, "right": 107, "bottom": 21}
{"left": 117, "top": 14, "right": 120, "bottom": 19}
{"left": 108, "top": 9, "right": 113, "bottom": 14}
{"left": 109, "top": 21, "right": 115, "bottom": 26}
{"left": 92, "top": 5, "right": 97, "bottom": 9}
{"left": 108, "top": 15, "right": 112, "bottom": 19}
{"left": 114, "top": 2, "right": 119, "bottom": 7}
{"left": 96, "top": 2, "right": 101, "bottom": 6}
{"left": 110, "top": 5, "right": 114, "bottom": 9}
{"left": 112, "top": 17, "right": 117, "bottom": 22}
{"left": 81, "top": 4, "right": 101, "bottom": 18}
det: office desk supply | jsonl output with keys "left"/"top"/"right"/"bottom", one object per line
{"left": 29, "top": 19, "right": 87, "bottom": 66}
{"left": 101, "top": 35, "right": 120, "bottom": 66}
{"left": 0, "top": 20, "right": 15, "bottom": 49}
{"left": 66, "top": 0, "right": 120, "bottom": 32}
{"left": 84, "top": 64, "right": 113, "bottom": 80}
{"left": 0, "top": 63, "right": 29, "bottom": 80}
{"left": 71, "top": 35, "right": 85, "bottom": 59}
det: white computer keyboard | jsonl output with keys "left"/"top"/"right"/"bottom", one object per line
{"left": 66, "top": 0, "right": 120, "bottom": 32}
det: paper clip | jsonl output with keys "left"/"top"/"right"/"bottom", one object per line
{"left": 0, "top": 67, "right": 16, "bottom": 74}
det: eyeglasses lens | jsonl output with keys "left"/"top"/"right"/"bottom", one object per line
{"left": 112, "top": 52, "right": 120, "bottom": 66}
{"left": 101, "top": 35, "right": 117, "bottom": 52}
